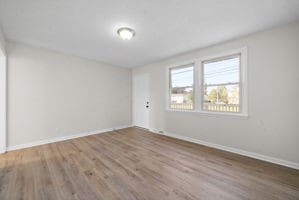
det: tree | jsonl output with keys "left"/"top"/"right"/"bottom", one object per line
{"left": 207, "top": 86, "right": 228, "bottom": 103}
{"left": 208, "top": 89, "right": 218, "bottom": 102}
{"left": 218, "top": 86, "right": 228, "bottom": 103}
{"left": 186, "top": 92, "right": 193, "bottom": 103}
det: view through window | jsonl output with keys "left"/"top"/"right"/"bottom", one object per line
{"left": 169, "top": 65, "right": 194, "bottom": 110}
{"left": 202, "top": 54, "right": 241, "bottom": 112}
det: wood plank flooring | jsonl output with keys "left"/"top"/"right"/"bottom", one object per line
{"left": 0, "top": 127, "right": 298, "bottom": 200}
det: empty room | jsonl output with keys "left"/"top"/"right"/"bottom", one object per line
{"left": 0, "top": 0, "right": 299, "bottom": 199}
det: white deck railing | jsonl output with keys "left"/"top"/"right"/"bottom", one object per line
{"left": 170, "top": 103, "right": 239, "bottom": 112}
{"left": 203, "top": 103, "right": 239, "bottom": 112}
{"left": 170, "top": 103, "right": 193, "bottom": 110}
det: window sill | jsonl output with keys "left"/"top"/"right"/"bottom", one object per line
{"left": 165, "top": 109, "right": 249, "bottom": 119}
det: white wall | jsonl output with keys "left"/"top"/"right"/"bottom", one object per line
{"left": 7, "top": 42, "right": 132, "bottom": 148}
{"left": 133, "top": 21, "right": 299, "bottom": 166}
{"left": 0, "top": 26, "right": 5, "bottom": 54}
{"left": 0, "top": 26, "right": 7, "bottom": 153}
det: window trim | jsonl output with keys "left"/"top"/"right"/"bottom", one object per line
{"left": 201, "top": 53, "right": 242, "bottom": 114}
{"left": 166, "top": 47, "right": 248, "bottom": 117}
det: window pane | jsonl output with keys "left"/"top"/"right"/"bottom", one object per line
{"left": 203, "top": 56, "right": 240, "bottom": 85}
{"left": 170, "top": 66, "right": 194, "bottom": 110}
{"left": 203, "top": 84, "right": 240, "bottom": 112}
{"left": 171, "top": 66, "right": 193, "bottom": 87}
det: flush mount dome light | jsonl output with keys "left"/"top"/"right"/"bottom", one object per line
{"left": 117, "top": 27, "right": 135, "bottom": 40}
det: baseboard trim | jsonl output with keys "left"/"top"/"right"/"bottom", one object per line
{"left": 6, "top": 125, "right": 132, "bottom": 152}
{"left": 5, "top": 126, "right": 299, "bottom": 170}
{"left": 0, "top": 148, "right": 6, "bottom": 154}
{"left": 149, "top": 129, "right": 299, "bottom": 170}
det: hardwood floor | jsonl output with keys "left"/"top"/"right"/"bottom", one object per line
{"left": 0, "top": 127, "right": 298, "bottom": 200}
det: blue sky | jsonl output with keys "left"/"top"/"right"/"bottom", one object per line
{"left": 171, "top": 66, "right": 193, "bottom": 87}
{"left": 171, "top": 57, "right": 239, "bottom": 87}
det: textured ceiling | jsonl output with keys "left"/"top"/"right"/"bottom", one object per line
{"left": 0, "top": 0, "right": 299, "bottom": 68}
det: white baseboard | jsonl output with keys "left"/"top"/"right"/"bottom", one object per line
{"left": 149, "top": 129, "right": 299, "bottom": 170}
{"left": 5, "top": 125, "right": 299, "bottom": 170}
{"left": 6, "top": 125, "right": 132, "bottom": 152}
{"left": 0, "top": 148, "right": 6, "bottom": 154}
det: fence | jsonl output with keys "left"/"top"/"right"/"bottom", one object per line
{"left": 170, "top": 103, "right": 239, "bottom": 112}
{"left": 170, "top": 103, "right": 193, "bottom": 110}
{"left": 203, "top": 103, "right": 239, "bottom": 112}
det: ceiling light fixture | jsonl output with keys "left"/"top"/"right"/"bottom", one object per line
{"left": 117, "top": 27, "right": 135, "bottom": 40}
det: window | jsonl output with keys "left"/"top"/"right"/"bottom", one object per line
{"left": 167, "top": 48, "right": 248, "bottom": 116}
{"left": 202, "top": 54, "right": 241, "bottom": 113}
{"left": 169, "top": 64, "right": 194, "bottom": 110}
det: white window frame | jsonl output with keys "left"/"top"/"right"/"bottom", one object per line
{"left": 166, "top": 47, "right": 248, "bottom": 118}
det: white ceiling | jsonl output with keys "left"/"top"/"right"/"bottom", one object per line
{"left": 0, "top": 0, "right": 299, "bottom": 68}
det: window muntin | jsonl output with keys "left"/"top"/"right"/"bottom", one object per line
{"left": 169, "top": 65, "right": 194, "bottom": 110}
{"left": 202, "top": 54, "right": 241, "bottom": 113}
